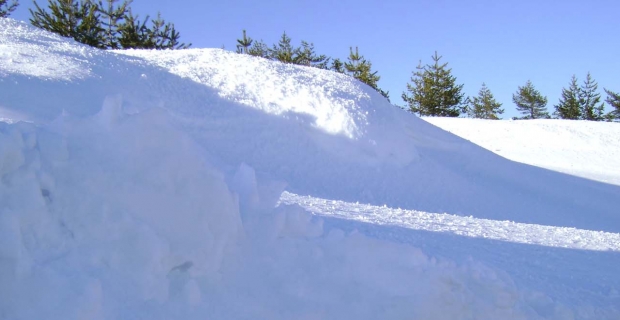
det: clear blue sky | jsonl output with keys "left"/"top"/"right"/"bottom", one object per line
{"left": 10, "top": 0, "right": 620, "bottom": 119}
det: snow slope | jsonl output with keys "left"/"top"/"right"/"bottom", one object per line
{"left": 424, "top": 117, "right": 620, "bottom": 186}
{"left": 1, "top": 19, "right": 620, "bottom": 319}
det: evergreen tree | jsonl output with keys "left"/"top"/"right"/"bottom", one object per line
{"left": 96, "top": 0, "right": 131, "bottom": 49}
{"left": 270, "top": 32, "right": 296, "bottom": 63}
{"left": 236, "top": 29, "right": 253, "bottom": 54}
{"left": 247, "top": 39, "right": 268, "bottom": 58}
{"left": 295, "top": 41, "right": 329, "bottom": 69}
{"left": 554, "top": 75, "right": 581, "bottom": 119}
{"left": 579, "top": 72, "right": 605, "bottom": 121}
{"left": 0, "top": 0, "right": 18, "bottom": 18}
{"left": 116, "top": 9, "right": 150, "bottom": 48}
{"left": 117, "top": 10, "right": 189, "bottom": 49}
{"left": 467, "top": 83, "right": 504, "bottom": 119}
{"left": 402, "top": 51, "right": 465, "bottom": 117}
{"left": 148, "top": 12, "right": 189, "bottom": 49}
{"left": 344, "top": 46, "right": 389, "bottom": 100}
{"left": 30, "top": 0, "right": 105, "bottom": 48}
{"left": 30, "top": 0, "right": 188, "bottom": 50}
{"left": 330, "top": 58, "right": 345, "bottom": 74}
{"left": 604, "top": 88, "right": 620, "bottom": 121}
{"left": 512, "top": 80, "right": 549, "bottom": 119}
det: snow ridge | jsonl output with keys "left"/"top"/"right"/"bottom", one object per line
{"left": 281, "top": 192, "right": 620, "bottom": 252}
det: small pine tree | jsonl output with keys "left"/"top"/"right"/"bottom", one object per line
{"left": 295, "top": 41, "right": 329, "bottom": 69}
{"left": 30, "top": 0, "right": 105, "bottom": 48}
{"left": 116, "top": 9, "right": 150, "bottom": 48}
{"left": 554, "top": 75, "right": 581, "bottom": 119}
{"left": 467, "top": 83, "right": 504, "bottom": 119}
{"left": 97, "top": 0, "right": 131, "bottom": 49}
{"left": 604, "top": 88, "right": 620, "bottom": 121}
{"left": 148, "top": 12, "right": 189, "bottom": 49}
{"left": 30, "top": 0, "right": 189, "bottom": 50}
{"left": 247, "top": 39, "right": 268, "bottom": 58}
{"left": 236, "top": 29, "right": 253, "bottom": 54}
{"left": 579, "top": 72, "right": 605, "bottom": 121}
{"left": 402, "top": 51, "right": 465, "bottom": 117}
{"left": 512, "top": 80, "right": 549, "bottom": 119}
{"left": 330, "top": 58, "right": 345, "bottom": 74}
{"left": 0, "top": 0, "right": 18, "bottom": 17}
{"left": 270, "top": 32, "right": 295, "bottom": 63}
{"left": 117, "top": 10, "right": 189, "bottom": 49}
{"left": 344, "top": 46, "right": 389, "bottom": 100}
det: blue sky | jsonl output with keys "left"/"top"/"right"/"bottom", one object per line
{"left": 10, "top": 0, "right": 620, "bottom": 119}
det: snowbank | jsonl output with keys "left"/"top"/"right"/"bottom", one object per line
{"left": 1, "top": 19, "right": 620, "bottom": 319}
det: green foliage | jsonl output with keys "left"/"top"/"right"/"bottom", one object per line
{"left": 554, "top": 73, "right": 606, "bottom": 121}
{"left": 0, "top": 0, "right": 18, "bottom": 18}
{"left": 554, "top": 75, "right": 581, "bottom": 119}
{"left": 330, "top": 58, "right": 345, "bottom": 74}
{"left": 97, "top": 0, "right": 131, "bottom": 49}
{"left": 245, "top": 39, "right": 266, "bottom": 57}
{"left": 30, "top": 0, "right": 105, "bottom": 48}
{"left": 512, "top": 80, "right": 549, "bottom": 119}
{"left": 270, "top": 32, "right": 295, "bottom": 63}
{"left": 604, "top": 88, "right": 620, "bottom": 121}
{"left": 236, "top": 29, "right": 253, "bottom": 54}
{"left": 579, "top": 72, "right": 605, "bottom": 121}
{"left": 345, "top": 47, "right": 388, "bottom": 99}
{"left": 30, "top": 0, "right": 189, "bottom": 50}
{"left": 466, "top": 83, "right": 503, "bottom": 119}
{"left": 402, "top": 51, "right": 465, "bottom": 117}
{"left": 115, "top": 10, "right": 151, "bottom": 48}
{"left": 263, "top": 32, "right": 329, "bottom": 68}
{"left": 296, "top": 41, "right": 329, "bottom": 69}
{"left": 238, "top": 31, "right": 330, "bottom": 69}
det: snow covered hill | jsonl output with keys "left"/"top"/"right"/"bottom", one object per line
{"left": 425, "top": 117, "right": 620, "bottom": 186}
{"left": 1, "top": 19, "right": 620, "bottom": 319}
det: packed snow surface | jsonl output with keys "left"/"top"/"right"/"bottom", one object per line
{"left": 1, "top": 19, "right": 620, "bottom": 319}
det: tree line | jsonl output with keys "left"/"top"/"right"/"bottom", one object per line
{"left": 2, "top": 0, "right": 189, "bottom": 49}
{"left": 400, "top": 52, "right": 620, "bottom": 121}
{"left": 2, "top": 2, "right": 619, "bottom": 121}
{"left": 235, "top": 30, "right": 390, "bottom": 100}
{"left": 237, "top": 31, "right": 617, "bottom": 121}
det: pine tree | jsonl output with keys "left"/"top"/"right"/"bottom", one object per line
{"left": 148, "top": 12, "right": 189, "bottom": 49}
{"left": 236, "top": 29, "right": 253, "bottom": 54}
{"left": 96, "top": 0, "right": 131, "bottom": 49}
{"left": 270, "top": 32, "right": 296, "bottom": 63}
{"left": 30, "top": 0, "right": 105, "bottom": 48}
{"left": 247, "top": 39, "right": 268, "bottom": 58}
{"left": 604, "top": 88, "right": 620, "bottom": 121}
{"left": 402, "top": 51, "right": 465, "bottom": 117}
{"left": 330, "top": 58, "right": 345, "bottom": 74}
{"left": 30, "top": 0, "right": 189, "bottom": 50}
{"left": 116, "top": 9, "right": 150, "bottom": 48}
{"left": 0, "top": 0, "right": 18, "bottom": 18}
{"left": 117, "top": 10, "right": 189, "bottom": 49}
{"left": 467, "top": 83, "right": 504, "bottom": 119}
{"left": 344, "top": 47, "right": 389, "bottom": 100}
{"left": 295, "top": 41, "right": 329, "bottom": 69}
{"left": 512, "top": 80, "right": 549, "bottom": 119}
{"left": 579, "top": 72, "right": 605, "bottom": 121}
{"left": 554, "top": 75, "right": 581, "bottom": 119}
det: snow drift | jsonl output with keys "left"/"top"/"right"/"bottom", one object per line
{"left": 1, "top": 19, "right": 620, "bottom": 319}
{"left": 425, "top": 117, "right": 620, "bottom": 186}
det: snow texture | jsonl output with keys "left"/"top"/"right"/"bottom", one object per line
{"left": 1, "top": 19, "right": 620, "bottom": 319}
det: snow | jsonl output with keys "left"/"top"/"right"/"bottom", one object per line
{"left": 424, "top": 117, "right": 620, "bottom": 186}
{"left": 1, "top": 18, "right": 620, "bottom": 319}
